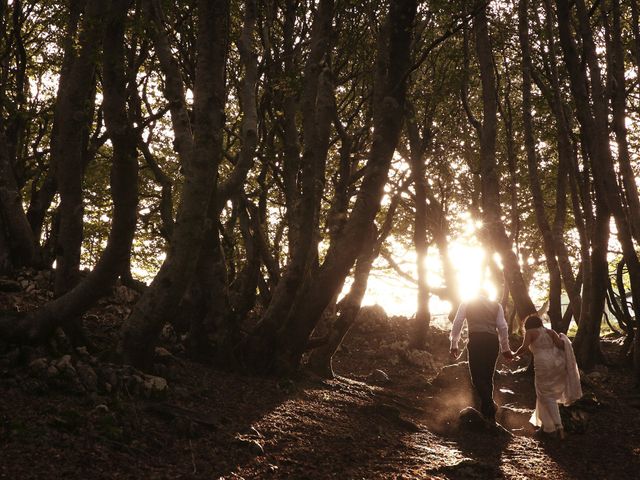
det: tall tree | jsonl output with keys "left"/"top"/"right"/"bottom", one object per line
{"left": 473, "top": 4, "right": 536, "bottom": 319}
{"left": 118, "top": 0, "right": 230, "bottom": 369}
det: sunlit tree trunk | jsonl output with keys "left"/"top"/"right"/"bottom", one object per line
{"left": 407, "top": 114, "right": 432, "bottom": 349}
{"left": 608, "top": 0, "right": 640, "bottom": 241}
{"left": 473, "top": 5, "right": 536, "bottom": 319}
{"left": 519, "top": 0, "right": 562, "bottom": 330}
{"left": 307, "top": 225, "right": 379, "bottom": 378}
{"left": 554, "top": 0, "right": 640, "bottom": 370}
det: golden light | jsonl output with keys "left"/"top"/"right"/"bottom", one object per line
{"left": 360, "top": 238, "right": 497, "bottom": 318}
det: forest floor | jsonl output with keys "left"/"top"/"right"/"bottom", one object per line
{"left": 1, "top": 270, "right": 640, "bottom": 479}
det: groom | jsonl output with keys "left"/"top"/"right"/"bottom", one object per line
{"left": 449, "top": 291, "right": 513, "bottom": 422}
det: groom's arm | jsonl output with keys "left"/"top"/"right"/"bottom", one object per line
{"left": 449, "top": 302, "right": 467, "bottom": 351}
{"left": 495, "top": 304, "right": 511, "bottom": 355}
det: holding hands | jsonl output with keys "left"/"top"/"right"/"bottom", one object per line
{"left": 502, "top": 350, "right": 515, "bottom": 361}
{"left": 449, "top": 347, "right": 460, "bottom": 360}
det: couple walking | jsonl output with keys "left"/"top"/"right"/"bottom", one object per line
{"left": 449, "top": 292, "right": 582, "bottom": 438}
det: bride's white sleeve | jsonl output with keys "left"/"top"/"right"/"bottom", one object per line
{"left": 560, "top": 333, "right": 583, "bottom": 405}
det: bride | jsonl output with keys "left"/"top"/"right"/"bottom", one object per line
{"left": 513, "top": 315, "right": 582, "bottom": 439}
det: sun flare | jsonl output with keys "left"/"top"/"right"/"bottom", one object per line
{"left": 358, "top": 238, "right": 497, "bottom": 319}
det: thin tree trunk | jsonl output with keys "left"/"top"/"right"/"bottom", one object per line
{"left": 535, "top": 5, "right": 589, "bottom": 330}
{"left": 519, "top": 0, "right": 562, "bottom": 329}
{"left": 0, "top": 129, "right": 39, "bottom": 267}
{"left": 307, "top": 184, "right": 402, "bottom": 377}
{"left": 609, "top": 0, "right": 640, "bottom": 241}
{"left": 407, "top": 115, "right": 432, "bottom": 348}
{"left": 306, "top": 227, "right": 378, "bottom": 378}
{"left": 556, "top": 0, "right": 640, "bottom": 371}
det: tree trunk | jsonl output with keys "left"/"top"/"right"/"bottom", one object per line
{"left": 519, "top": 0, "right": 562, "bottom": 329}
{"left": 0, "top": 129, "right": 40, "bottom": 268}
{"left": 253, "top": 0, "right": 335, "bottom": 336}
{"left": 408, "top": 118, "right": 432, "bottom": 349}
{"left": 307, "top": 183, "right": 402, "bottom": 377}
{"left": 53, "top": 0, "right": 107, "bottom": 296}
{"left": 26, "top": 0, "right": 84, "bottom": 240}
{"left": 186, "top": 0, "right": 260, "bottom": 363}
{"left": 0, "top": 0, "right": 138, "bottom": 343}
{"left": 307, "top": 228, "right": 378, "bottom": 378}
{"left": 609, "top": 0, "right": 640, "bottom": 241}
{"left": 118, "top": 0, "right": 229, "bottom": 369}
{"left": 573, "top": 201, "right": 608, "bottom": 367}
{"left": 474, "top": 5, "right": 536, "bottom": 319}
{"left": 251, "top": 0, "right": 418, "bottom": 375}
{"left": 556, "top": 0, "right": 640, "bottom": 370}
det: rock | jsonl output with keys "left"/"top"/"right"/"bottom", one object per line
{"left": 55, "top": 354, "right": 73, "bottom": 372}
{"left": 586, "top": 371, "right": 607, "bottom": 383}
{"left": 29, "top": 357, "right": 49, "bottom": 372}
{"left": 142, "top": 375, "right": 168, "bottom": 398}
{"left": 497, "top": 405, "right": 533, "bottom": 431}
{"left": 34, "top": 271, "right": 52, "bottom": 289}
{"left": 76, "top": 346, "right": 90, "bottom": 358}
{"left": 458, "top": 407, "right": 510, "bottom": 436}
{"left": 431, "top": 459, "right": 502, "bottom": 479}
{"left": 560, "top": 405, "right": 590, "bottom": 433}
{"left": 431, "top": 362, "right": 470, "bottom": 389}
{"left": 356, "top": 304, "right": 389, "bottom": 330}
{"left": 46, "top": 365, "right": 60, "bottom": 378}
{"left": 76, "top": 362, "right": 98, "bottom": 392}
{"left": 154, "top": 347, "right": 177, "bottom": 363}
{"left": 459, "top": 407, "right": 489, "bottom": 431}
{"left": 91, "top": 404, "right": 110, "bottom": 416}
{"left": 367, "top": 369, "right": 390, "bottom": 384}
{"left": 106, "top": 368, "right": 119, "bottom": 388}
{"left": 236, "top": 437, "right": 265, "bottom": 456}
{"left": 160, "top": 324, "right": 177, "bottom": 344}
{"left": 401, "top": 349, "right": 435, "bottom": 370}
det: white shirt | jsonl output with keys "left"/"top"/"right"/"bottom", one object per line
{"left": 449, "top": 301, "right": 510, "bottom": 353}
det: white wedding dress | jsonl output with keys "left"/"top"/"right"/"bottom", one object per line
{"left": 528, "top": 327, "right": 583, "bottom": 432}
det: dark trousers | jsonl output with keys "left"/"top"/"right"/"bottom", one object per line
{"left": 467, "top": 332, "right": 499, "bottom": 420}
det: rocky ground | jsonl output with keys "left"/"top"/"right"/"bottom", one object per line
{"left": 1, "top": 269, "right": 640, "bottom": 479}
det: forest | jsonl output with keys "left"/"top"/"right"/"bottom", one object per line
{"left": 1, "top": 0, "right": 640, "bottom": 478}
